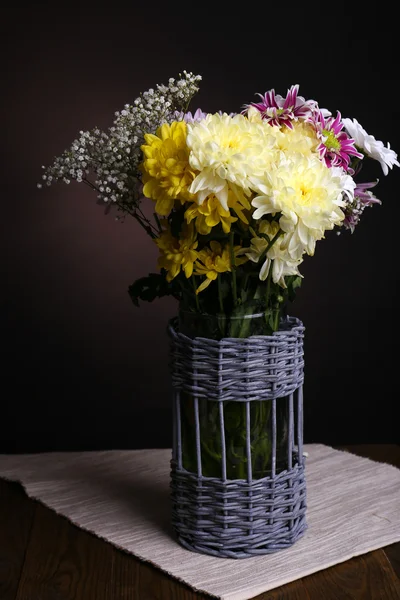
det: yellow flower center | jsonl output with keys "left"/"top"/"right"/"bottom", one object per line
{"left": 322, "top": 129, "right": 341, "bottom": 152}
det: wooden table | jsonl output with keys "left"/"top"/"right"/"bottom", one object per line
{"left": 0, "top": 445, "right": 399, "bottom": 599}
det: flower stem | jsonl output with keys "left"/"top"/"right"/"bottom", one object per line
{"left": 273, "top": 305, "right": 280, "bottom": 331}
{"left": 264, "top": 257, "right": 274, "bottom": 331}
{"left": 83, "top": 178, "right": 99, "bottom": 192}
{"left": 137, "top": 206, "right": 159, "bottom": 236}
{"left": 266, "top": 261, "right": 272, "bottom": 305}
{"left": 243, "top": 271, "right": 250, "bottom": 292}
{"left": 153, "top": 212, "right": 163, "bottom": 233}
{"left": 132, "top": 211, "right": 157, "bottom": 238}
{"left": 229, "top": 231, "right": 238, "bottom": 306}
{"left": 83, "top": 177, "right": 158, "bottom": 238}
{"left": 258, "top": 228, "right": 283, "bottom": 263}
{"left": 217, "top": 276, "right": 224, "bottom": 314}
{"left": 192, "top": 275, "right": 200, "bottom": 311}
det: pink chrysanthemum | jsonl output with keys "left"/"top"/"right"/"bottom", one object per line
{"left": 243, "top": 84, "right": 317, "bottom": 129}
{"left": 314, "top": 111, "right": 363, "bottom": 171}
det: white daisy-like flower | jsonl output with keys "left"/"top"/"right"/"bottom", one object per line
{"left": 186, "top": 113, "right": 278, "bottom": 210}
{"left": 252, "top": 154, "right": 347, "bottom": 259}
{"left": 330, "top": 165, "right": 357, "bottom": 202}
{"left": 244, "top": 220, "right": 303, "bottom": 287}
{"left": 342, "top": 118, "right": 400, "bottom": 175}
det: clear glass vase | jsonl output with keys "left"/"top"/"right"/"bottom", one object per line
{"left": 178, "top": 309, "right": 290, "bottom": 480}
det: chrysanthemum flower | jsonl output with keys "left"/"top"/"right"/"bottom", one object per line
{"left": 342, "top": 118, "right": 400, "bottom": 175}
{"left": 274, "top": 121, "right": 319, "bottom": 157}
{"left": 140, "top": 121, "right": 196, "bottom": 216}
{"left": 185, "top": 189, "right": 250, "bottom": 235}
{"left": 185, "top": 194, "right": 237, "bottom": 235}
{"left": 173, "top": 108, "right": 207, "bottom": 123}
{"left": 252, "top": 154, "right": 350, "bottom": 259}
{"left": 313, "top": 111, "right": 363, "bottom": 171}
{"left": 186, "top": 113, "right": 278, "bottom": 211}
{"left": 243, "top": 220, "right": 303, "bottom": 286}
{"left": 155, "top": 222, "right": 198, "bottom": 281}
{"left": 342, "top": 181, "right": 381, "bottom": 233}
{"left": 243, "top": 84, "right": 317, "bottom": 129}
{"left": 194, "top": 241, "right": 247, "bottom": 293}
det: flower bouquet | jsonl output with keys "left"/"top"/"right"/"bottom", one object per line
{"left": 39, "top": 72, "right": 399, "bottom": 557}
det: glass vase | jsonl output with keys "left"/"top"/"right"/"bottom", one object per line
{"left": 178, "top": 309, "right": 290, "bottom": 479}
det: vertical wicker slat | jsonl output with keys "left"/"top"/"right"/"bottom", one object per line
{"left": 298, "top": 386, "right": 304, "bottom": 467}
{"left": 169, "top": 315, "right": 307, "bottom": 559}
{"left": 219, "top": 402, "right": 227, "bottom": 482}
{"left": 288, "top": 393, "right": 294, "bottom": 470}
{"left": 175, "top": 393, "right": 182, "bottom": 470}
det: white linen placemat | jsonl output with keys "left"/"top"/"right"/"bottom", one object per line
{"left": 0, "top": 444, "right": 399, "bottom": 600}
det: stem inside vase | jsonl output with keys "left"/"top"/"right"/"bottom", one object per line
{"left": 180, "top": 394, "right": 290, "bottom": 479}
{"left": 178, "top": 307, "right": 292, "bottom": 480}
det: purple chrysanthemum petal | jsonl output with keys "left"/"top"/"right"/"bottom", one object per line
{"left": 173, "top": 108, "right": 207, "bottom": 123}
{"left": 342, "top": 180, "right": 381, "bottom": 232}
{"left": 312, "top": 110, "right": 363, "bottom": 171}
{"left": 242, "top": 84, "right": 317, "bottom": 127}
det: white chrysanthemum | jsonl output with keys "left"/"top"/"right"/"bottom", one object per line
{"left": 246, "top": 106, "right": 263, "bottom": 123}
{"left": 244, "top": 220, "right": 303, "bottom": 286}
{"left": 330, "top": 165, "right": 356, "bottom": 202}
{"left": 186, "top": 113, "right": 278, "bottom": 210}
{"left": 274, "top": 121, "right": 319, "bottom": 157}
{"left": 252, "top": 154, "right": 347, "bottom": 259}
{"left": 342, "top": 118, "right": 400, "bottom": 176}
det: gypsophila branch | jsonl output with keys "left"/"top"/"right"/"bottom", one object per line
{"left": 136, "top": 206, "right": 159, "bottom": 236}
{"left": 39, "top": 71, "right": 202, "bottom": 216}
{"left": 131, "top": 211, "right": 157, "bottom": 239}
{"left": 153, "top": 212, "right": 163, "bottom": 234}
{"left": 83, "top": 178, "right": 100, "bottom": 193}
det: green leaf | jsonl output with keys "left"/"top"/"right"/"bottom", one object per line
{"left": 286, "top": 275, "right": 302, "bottom": 302}
{"left": 263, "top": 308, "right": 275, "bottom": 334}
{"left": 128, "top": 271, "right": 178, "bottom": 306}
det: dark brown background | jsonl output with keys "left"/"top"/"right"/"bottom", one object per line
{"left": 1, "top": 6, "right": 399, "bottom": 451}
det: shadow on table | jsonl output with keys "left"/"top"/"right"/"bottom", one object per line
{"left": 67, "top": 460, "right": 175, "bottom": 538}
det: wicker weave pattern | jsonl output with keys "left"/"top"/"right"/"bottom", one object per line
{"left": 169, "top": 316, "right": 305, "bottom": 401}
{"left": 171, "top": 460, "right": 307, "bottom": 559}
{"left": 169, "top": 315, "right": 307, "bottom": 558}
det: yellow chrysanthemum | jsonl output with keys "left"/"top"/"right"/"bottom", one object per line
{"left": 185, "top": 190, "right": 250, "bottom": 235}
{"left": 155, "top": 222, "right": 198, "bottom": 282}
{"left": 185, "top": 195, "right": 237, "bottom": 235}
{"left": 140, "top": 121, "right": 196, "bottom": 216}
{"left": 194, "top": 241, "right": 248, "bottom": 294}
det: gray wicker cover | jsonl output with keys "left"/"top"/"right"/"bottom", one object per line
{"left": 168, "top": 315, "right": 307, "bottom": 559}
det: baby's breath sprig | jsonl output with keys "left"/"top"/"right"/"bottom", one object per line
{"left": 38, "top": 71, "right": 202, "bottom": 236}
